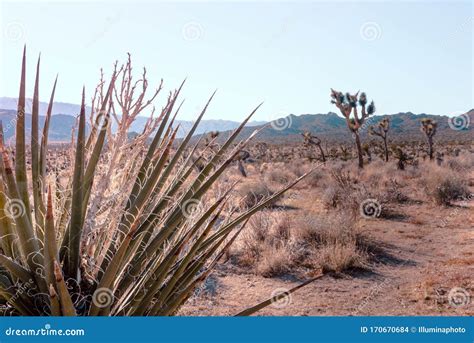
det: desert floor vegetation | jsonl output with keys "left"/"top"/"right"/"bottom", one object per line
{"left": 180, "top": 146, "right": 473, "bottom": 316}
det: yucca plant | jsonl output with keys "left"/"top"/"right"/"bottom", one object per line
{"left": 0, "top": 48, "right": 317, "bottom": 316}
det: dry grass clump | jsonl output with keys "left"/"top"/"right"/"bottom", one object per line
{"left": 420, "top": 166, "right": 470, "bottom": 205}
{"left": 287, "top": 161, "right": 308, "bottom": 178}
{"left": 320, "top": 168, "right": 383, "bottom": 217}
{"left": 237, "top": 182, "right": 274, "bottom": 208}
{"left": 319, "top": 161, "right": 416, "bottom": 218}
{"left": 233, "top": 210, "right": 368, "bottom": 276}
{"left": 321, "top": 168, "right": 356, "bottom": 209}
{"left": 303, "top": 169, "right": 325, "bottom": 187}
{"left": 293, "top": 213, "right": 368, "bottom": 272}
{"left": 256, "top": 245, "right": 293, "bottom": 277}
{"left": 265, "top": 168, "right": 295, "bottom": 185}
{"left": 380, "top": 179, "right": 411, "bottom": 204}
{"left": 235, "top": 211, "right": 294, "bottom": 276}
{"left": 317, "top": 242, "right": 365, "bottom": 273}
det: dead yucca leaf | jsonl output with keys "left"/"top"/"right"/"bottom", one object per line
{"left": 0, "top": 48, "right": 317, "bottom": 316}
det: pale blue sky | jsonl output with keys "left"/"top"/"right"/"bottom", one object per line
{"left": 0, "top": 0, "right": 472, "bottom": 121}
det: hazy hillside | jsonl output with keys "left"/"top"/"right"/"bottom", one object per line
{"left": 215, "top": 110, "right": 474, "bottom": 144}
{"left": 0, "top": 98, "right": 264, "bottom": 140}
{"left": 0, "top": 97, "right": 471, "bottom": 143}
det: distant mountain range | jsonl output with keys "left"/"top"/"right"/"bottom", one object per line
{"left": 0, "top": 97, "right": 471, "bottom": 143}
{"left": 0, "top": 97, "right": 265, "bottom": 141}
{"left": 215, "top": 110, "right": 473, "bottom": 144}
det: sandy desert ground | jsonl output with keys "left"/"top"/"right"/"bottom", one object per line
{"left": 179, "top": 152, "right": 474, "bottom": 316}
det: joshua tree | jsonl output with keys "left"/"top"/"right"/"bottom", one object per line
{"left": 254, "top": 142, "right": 268, "bottom": 160}
{"left": 301, "top": 131, "right": 326, "bottom": 163}
{"left": 435, "top": 151, "right": 444, "bottom": 166}
{"left": 369, "top": 118, "right": 390, "bottom": 162}
{"left": 420, "top": 118, "right": 437, "bottom": 160}
{"left": 328, "top": 147, "right": 338, "bottom": 159}
{"left": 339, "top": 145, "right": 351, "bottom": 161}
{"left": 234, "top": 149, "right": 251, "bottom": 177}
{"left": 393, "top": 146, "right": 411, "bottom": 170}
{"left": 330, "top": 89, "right": 376, "bottom": 168}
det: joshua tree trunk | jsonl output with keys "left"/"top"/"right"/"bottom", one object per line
{"left": 420, "top": 118, "right": 437, "bottom": 161}
{"left": 354, "top": 132, "right": 364, "bottom": 168}
{"left": 383, "top": 137, "right": 389, "bottom": 162}
{"left": 301, "top": 132, "right": 326, "bottom": 163}
{"left": 398, "top": 159, "right": 405, "bottom": 170}
{"left": 317, "top": 144, "right": 326, "bottom": 163}
{"left": 428, "top": 136, "right": 433, "bottom": 160}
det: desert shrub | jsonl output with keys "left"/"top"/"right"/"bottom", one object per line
{"left": 265, "top": 168, "right": 294, "bottom": 185}
{"left": 271, "top": 214, "right": 291, "bottom": 242}
{"left": 293, "top": 213, "right": 354, "bottom": 245}
{"left": 294, "top": 214, "right": 340, "bottom": 245}
{"left": 317, "top": 241, "right": 366, "bottom": 273}
{"left": 304, "top": 170, "right": 324, "bottom": 187}
{"left": 421, "top": 167, "right": 470, "bottom": 205}
{"left": 321, "top": 186, "right": 344, "bottom": 209}
{"left": 287, "top": 161, "right": 308, "bottom": 178}
{"left": 234, "top": 209, "right": 371, "bottom": 276}
{"left": 380, "top": 179, "right": 410, "bottom": 204}
{"left": 299, "top": 212, "right": 368, "bottom": 272}
{"left": 430, "top": 178, "right": 470, "bottom": 205}
{"left": 238, "top": 182, "right": 274, "bottom": 208}
{"left": 241, "top": 213, "right": 272, "bottom": 259}
{"left": 446, "top": 158, "right": 464, "bottom": 173}
{"left": 457, "top": 152, "right": 474, "bottom": 168}
{"left": 256, "top": 245, "right": 293, "bottom": 277}
{"left": 236, "top": 211, "right": 293, "bottom": 276}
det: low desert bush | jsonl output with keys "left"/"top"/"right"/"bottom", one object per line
{"left": 298, "top": 212, "right": 368, "bottom": 272}
{"left": 317, "top": 241, "right": 366, "bottom": 273}
{"left": 236, "top": 211, "right": 294, "bottom": 275}
{"left": 304, "top": 170, "right": 325, "bottom": 187}
{"left": 420, "top": 167, "right": 470, "bottom": 205}
{"left": 237, "top": 182, "right": 274, "bottom": 208}
{"left": 287, "top": 161, "right": 308, "bottom": 178}
{"left": 256, "top": 245, "right": 293, "bottom": 277}
{"left": 265, "top": 168, "right": 295, "bottom": 185}
{"left": 431, "top": 177, "right": 470, "bottom": 205}
{"left": 234, "top": 210, "right": 369, "bottom": 276}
